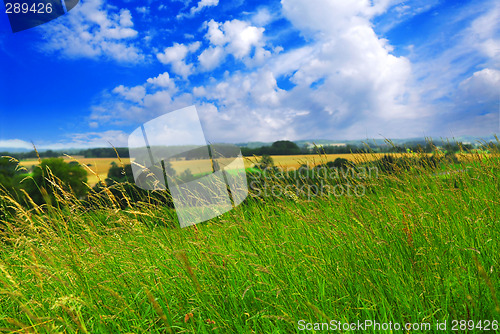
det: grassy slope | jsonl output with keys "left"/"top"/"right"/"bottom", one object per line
{"left": 0, "top": 155, "right": 499, "bottom": 333}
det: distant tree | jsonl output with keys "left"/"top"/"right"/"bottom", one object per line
{"left": 259, "top": 155, "right": 274, "bottom": 169}
{"left": 389, "top": 145, "right": 406, "bottom": 153}
{"left": 461, "top": 143, "right": 473, "bottom": 151}
{"left": 0, "top": 157, "right": 22, "bottom": 196}
{"left": 44, "top": 150, "right": 59, "bottom": 158}
{"left": 444, "top": 152, "right": 459, "bottom": 164}
{"left": 240, "top": 147, "right": 253, "bottom": 156}
{"left": 99, "top": 161, "right": 176, "bottom": 188}
{"left": 270, "top": 140, "right": 301, "bottom": 155}
{"left": 0, "top": 158, "right": 21, "bottom": 222}
{"left": 90, "top": 162, "right": 175, "bottom": 209}
{"left": 22, "top": 158, "right": 88, "bottom": 205}
{"left": 106, "top": 164, "right": 135, "bottom": 184}
{"left": 327, "top": 158, "right": 351, "bottom": 169}
{"left": 443, "top": 142, "right": 462, "bottom": 154}
{"left": 82, "top": 147, "right": 130, "bottom": 158}
{"left": 179, "top": 168, "right": 195, "bottom": 182}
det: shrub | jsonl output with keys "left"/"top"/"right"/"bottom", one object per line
{"left": 21, "top": 158, "right": 88, "bottom": 205}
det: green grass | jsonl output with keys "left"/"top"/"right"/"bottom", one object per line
{"left": 0, "top": 153, "right": 499, "bottom": 333}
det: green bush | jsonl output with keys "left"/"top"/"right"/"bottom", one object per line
{"left": 21, "top": 158, "right": 88, "bottom": 205}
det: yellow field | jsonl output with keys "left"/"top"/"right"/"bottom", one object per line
{"left": 19, "top": 156, "right": 131, "bottom": 187}
{"left": 18, "top": 152, "right": 488, "bottom": 187}
{"left": 247, "top": 153, "right": 396, "bottom": 169}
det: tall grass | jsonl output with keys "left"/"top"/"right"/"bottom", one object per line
{"left": 0, "top": 147, "right": 499, "bottom": 333}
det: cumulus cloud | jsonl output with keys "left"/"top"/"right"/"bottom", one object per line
{"left": 90, "top": 79, "right": 193, "bottom": 129}
{"left": 251, "top": 7, "right": 275, "bottom": 26}
{"left": 458, "top": 68, "right": 500, "bottom": 104}
{"left": 147, "top": 72, "right": 177, "bottom": 90}
{"left": 438, "top": 68, "right": 500, "bottom": 136}
{"left": 156, "top": 42, "right": 201, "bottom": 78}
{"left": 193, "top": 70, "right": 302, "bottom": 142}
{"left": 112, "top": 85, "right": 146, "bottom": 103}
{"left": 206, "top": 19, "right": 265, "bottom": 58}
{"left": 192, "top": 0, "right": 419, "bottom": 140}
{"left": 40, "top": 0, "right": 143, "bottom": 62}
{"left": 198, "top": 46, "right": 225, "bottom": 71}
{"left": 198, "top": 19, "right": 270, "bottom": 71}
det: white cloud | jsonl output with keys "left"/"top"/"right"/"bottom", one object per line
{"left": 90, "top": 79, "right": 194, "bottom": 129}
{"left": 198, "top": 46, "right": 225, "bottom": 71}
{"left": 458, "top": 68, "right": 500, "bottom": 104}
{"left": 177, "top": 0, "right": 219, "bottom": 19}
{"left": 58, "top": 130, "right": 131, "bottom": 149}
{"left": 208, "top": 19, "right": 265, "bottom": 59}
{"left": 190, "top": 0, "right": 219, "bottom": 15}
{"left": 224, "top": 20, "right": 264, "bottom": 59}
{"left": 251, "top": 7, "right": 275, "bottom": 26}
{"left": 156, "top": 42, "right": 201, "bottom": 78}
{"left": 0, "top": 133, "right": 133, "bottom": 150}
{"left": 0, "top": 139, "right": 33, "bottom": 150}
{"left": 40, "top": 0, "right": 143, "bottom": 62}
{"left": 467, "top": 2, "right": 500, "bottom": 66}
{"left": 437, "top": 68, "right": 500, "bottom": 136}
{"left": 136, "top": 6, "right": 150, "bottom": 16}
{"left": 376, "top": 0, "right": 440, "bottom": 34}
{"left": 205, "top": 19, "right": 226, "bottom": 46}
{"left": 190, "top": 70, "right": 304, "bottom": 142}
{"left": 199, "top": 19, "right": 270, "bottom": 70}
{"left": 147, "top": 72, "right": 177, "bottom": 90}
{"left": 112, "top": 85, "right": 146, "bottom": 103}
{"left": 281, "top": 0, "right": 371, "bottom": 38}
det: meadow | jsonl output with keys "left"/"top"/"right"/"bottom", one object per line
{"left": 1, "top": 150, "right": 499, "bottom": 333}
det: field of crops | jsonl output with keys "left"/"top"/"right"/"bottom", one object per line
{"left": 19, "top": 153, "right": 438, "bottom": 186}
{"left": 19, "top": 156, "right": 131, "bottom": 186}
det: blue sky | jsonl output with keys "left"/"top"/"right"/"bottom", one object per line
{"left": 0, "top": 0, "right": 498, "bottom": 149}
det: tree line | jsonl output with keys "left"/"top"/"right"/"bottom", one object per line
{"left": 241, "top": 140, "right": 488, "bottom": 156}
{"left": 2, "top": 140, "right": 495, "bottom": 161}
